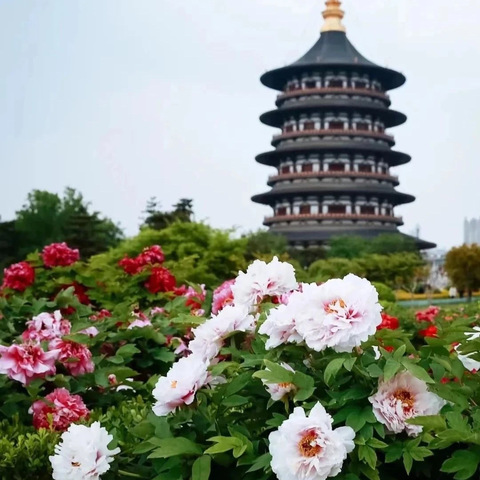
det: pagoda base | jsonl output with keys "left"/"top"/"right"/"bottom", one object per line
{"left": 268, "top": 223, "right": 436, "bottom": 250}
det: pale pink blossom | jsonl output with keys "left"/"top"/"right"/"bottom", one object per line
{"left": 269, "top": 403, "right": 355, "bottom": 480}
{"left": 150, "top": 307, "right": 166, "bottom": 316}
{"left": 152, "top": 354, "right": 209, "bottom": 416}
{"left": 189, "top": 305, "right": 256, "bottom": 361}
{"left": 263, "top": 363, "right": 296, "bottom": 401}
{"left": 22, "top": 311, "right": 71, "bottom": 343}
{"left": 295, "top": 275, "right": 382, "bottom": 353}
{"left": 49, "top": 339, "right": 94, "bottom": 376}
{"left": 212, "top": 279, "right": 235, "bottom": 314}
{"left": 232, "top": 257, "right": 297, "bottom": 308}
{"left": 127, "top": 318, "right": 152, "bottom": 329}
{"left": 49, "top": 421, "right": 120, "bottom": 480}
{"left": 79, "top": 326, "right": 99, "bottom": 337}
{"left": 30, "top": 388, "right": 89, "bottom": 431}
{"left": 369, "top": 371, "right": 446, "bottom": 436}
{"left": 0, "top": 343, "right": 57, "bottom": 385}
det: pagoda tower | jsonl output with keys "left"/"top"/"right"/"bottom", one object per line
{"left": 252, "top": 0, "right": 435, "bottom": 249}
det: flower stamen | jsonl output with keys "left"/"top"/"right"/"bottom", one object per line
{"left": 298, "top": 431, "right": 321, "bottom": 457}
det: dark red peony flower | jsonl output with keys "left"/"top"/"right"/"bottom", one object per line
{"left": 90, "top": 309, "right": 112, "bottom": 321}
{"left": 119, "top": 245, "right": 165, "bottom": 275}
{"left": 41, "top": 242, "right": 80, "bottom": 268}
{"left": 145, "top": 266, "right": 176, "bottom": 294}
{"left": 377, "top": 313, "right": 400, "bottom": 330}
{"left": 2, "top": 261, "right": 35, "bottom": 291}
{"left": 118, "top": 256, "right": 143, "bottom": 275}
{"left": 30, "top": 387, "right": 89, "bottom": 431}
{"left": 419, "top": 325, "right": 438, "bottom": 338}
{"left": 137, "top": 245, "right": 165, "bottom": 265}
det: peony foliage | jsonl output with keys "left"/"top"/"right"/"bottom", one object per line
{"left": 0, "top": 244, "right": 480, "bottom": 479}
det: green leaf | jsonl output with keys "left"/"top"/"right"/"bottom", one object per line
{"left": 403, "top": 452, "right": 413, "bottom": 474}
{"left": 116, "top": 344, "right": 141, "bottom": 358}
{"left": 393, "top": 344, "right": 407, "bottom": 361}
{"left": 252, "top": 361, "right": 293, "bottom": 385}
{"left": 344, "top": 357, "right": 357, "bottom": 372}
{"left": 407, "top": 415, "right": 447, "bottom": 432}
{"left": 441, "top": 450, "right": 480, "bottom": 480}
{"left": 192, "top": 455, "right": 211, "bottom": 480}
{"left": 383, "top": 358, "right": 401, "bottom": 382}
{"left": 293, "top": 372, "right": 315, "bottom": 402}
{"left": 147, "top": 437, "right": 202, "bottom": 459}
{"left": 367, "top": 438, "right": 388, "bottom": 449}
{"left": 246, "top": 453, "right": 272, "bottom": 473}
{"left": 205, "top": 436, "right": 242, "bottom": 455}
{"left": 401, "top": 359, "right": 434, "bottom": 384}
{"left": 324, "top": 358, "right": 345, "bottom": 386}
{"left": 358, "top": 445, "right": 377, "bottom": 469}
{"left": 222, "top": 395, "right": 249, "bottom": 407}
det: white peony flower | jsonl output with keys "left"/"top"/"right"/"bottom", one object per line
{"left": 258, "top": 288, "right": 307, "bottom": 349}
{"left": 189, "top": 305, "right": 256, "bottom": 361}
{"left": 262, "top": 362, "right": 296, "bottom": 401}
{"left": 295, "top": 275, "right": 382, "bottom": 353}
{"left": 369, "top": 371, "right": 446, "bottom": 437}
{"left": 232, "top": 257, "right": 297, "bottom": 308}
{"left": 456, "top": 327, "right": 480, "bottom": 372}
{"left": 152, "top": 354, "right": 209, "bottom": 416}
{"left": 49, "top": 421, "right": 120, "bottom": 480}
{"left": 127, "top": 318, "right": 152, "bottom": 330}
{"left": 269, "top": 403, "right": 355, "bottom": 480}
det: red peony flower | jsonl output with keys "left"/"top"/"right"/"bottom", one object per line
{"left": 118, "top": 256, "right": 143, "bottom": 275}
{"left": 419, "top": 325, "right": 438, "bottom": 338}
{"left": 119, "top": 245, "right": 165, "bottom": 275}
{"left": 145, "top": 266, "right": 176, "bottom": 294}
{"left": 137, "top": 245, "right": 165, "bottom": 265}
{"left": 377, "top": 313, "right": 400, "bottom": 330}
{"left": 30, "top": 387, "right": 89, "bottom": 431}
{"left": 211, "top": 279, "right": 235, "bottom": 314}
{"left": 384, "top": 346, "right": 395, "bottom": 353}
{"left": 0, "top": 343, "right": 57, "bottom": 385}
{"left": 41, "top": 242, "right": 80, "bottom": 268}
{"left": 2, "top": 261, "right": 35, "bottom": 291}
{"left": 175, "top": 284, "right": 206, "bottom": 310}
{"left": 415, "top": 306, "right": 440, "bottom": 323}
{"left": 49, "top": 339, "right": 94, "bottom": 376}
{"left": 90, "top": 309, "right": 112, "bottom": 321}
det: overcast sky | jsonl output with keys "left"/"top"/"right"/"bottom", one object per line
{"left": 1, "top": 0, "right": 479, "bottom": 250}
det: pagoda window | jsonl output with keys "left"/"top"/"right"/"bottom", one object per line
{"left": 329, "top": 121, "right": 344, "bottom": 130}
{"left": 276, "top": 207, "right": 287, "bottom": 216}
{"left": 358, "top": 164, "right": 372, "bottom": 173}
{"left": 287, "top": 83, "right": 297, "bottom": 92}
{"left": 299, "top": 204, "right": 311, "bottom": 215}
{"left": 284, "top": 125, "right": 294, "bottom": 133}
{"left": 301, "top": 163, "right": 313, "bottom": 173}
{"left": 329, "top": 79, "right": 343, "bottom": 88}
{"left": 360, "top": 206, "right": 375, "bottom": 215}
{"left": 329, "top": 205, "right": 347, "bottom": 214}
{"left": 356, "top": 122, "right": 369, "bottom": 131}
{"left": 329, "top": 163, "right": 345, "bottom": 172}
{"left": 281, "top": 165, "right": 291, "bottom": 174}
{"left": 303, "top": 121, "right": 315, "bottom": 131}
{"left": 355, "top": 79, "right": 368, "bottom": 89}
{"left": 305, "top": 80, "right": 316, "bottom": 89}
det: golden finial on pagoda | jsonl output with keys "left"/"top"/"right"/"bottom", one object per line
{"left": 321, "top": 0, "right": 346, "bottom": 33}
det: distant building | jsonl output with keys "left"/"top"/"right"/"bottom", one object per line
{"left": 252, "top": 0, "right": 435, "bottom": 249}
{"left": 464, "top": 218, "right": 480, "bottom": 245}
{"left": 424, "top": 248, "right": 449, "bottom": 291}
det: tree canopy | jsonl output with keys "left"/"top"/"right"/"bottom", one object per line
{"left": 445, "top": 244, "right": 480, "bottom": 298}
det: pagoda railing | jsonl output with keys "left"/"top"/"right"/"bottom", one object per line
{"left": 268, "top": 170, "right": 399, "bottom": 184}
{"left": 277, "top": 87, "right": 390, "bottom": 102}
{"left": 272, "top": 128, "right": 394, "bottom": 143}
{"left": 264, "top": 213, "right": 403, "bottom": 225}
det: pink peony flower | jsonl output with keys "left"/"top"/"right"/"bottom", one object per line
{"left": 0, "top": 343, "right": 57, "bottom": 385}
{"left": 151, "top": 307, "right": 165, "bottom": 316}
{"left": 42, "top": 242, "right": 80, "bottom": 268}
{"left": 152, "top": 354, "right": 209, "bottom": 416}
{"left": 145, "top": 266, "right": 176, "bottom": 294}
{"left": 49, "top": 339, "right": 94, "bottom": 376}
{"left": 212, "top": 279, "right": 235, "bottom": 314}
{"left": 90, "top": 309, "right": 112, "bottom": 321}
{"left": 22, "top": 311, "right": 71, "bottom": 343}
{"left": 2, "top": 261, "right": 35, "bottom": 291}
{"left": 232, "top": 257, "right": 298, "bottom": 308}
{"left": 268, "top": 403, "right": 355, "bottom": 480}
{"left": 175, "top": 284, "right": 206, "bottom": 311}
{"left": 30, "top": 388, "right": 89, "bottom": 431}
{"left": 415, "top": 306, "right": 440, "bottom": 323}
{"left": 127, "top": 318, "right": 152, "bottom": 329}
{"left": 368, "top": 371, "right": 445, "bottom": 436}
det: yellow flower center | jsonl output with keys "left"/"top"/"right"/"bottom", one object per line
{"left": 170, "top": 380, "right": 178, "bottom": 389}
{"left": 325, "top": 298, "right": 346, "bottom": 314}
{"left": 394, "top": 389, "right": 415, "bottom": 411}
{"left": 298, "top": 431, "right": 322, "bottom": 458}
